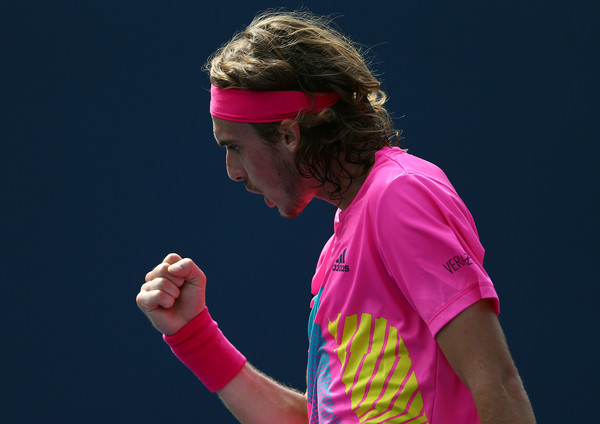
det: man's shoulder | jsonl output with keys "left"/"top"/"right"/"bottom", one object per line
{"left": 375, "top": 147, "right": 445, "bottom": 178}
{"left": 369, "top": 148, "right": 449, "bottom": 194}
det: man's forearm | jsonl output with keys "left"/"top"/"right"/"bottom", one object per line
{"left": 472, "top": 372, "right": 536, "bottom": 424}
{"left": 217, "top": 363, "right": 308, "bottom": 424}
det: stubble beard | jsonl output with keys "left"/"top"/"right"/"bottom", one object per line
{"left": 272, "top": 150, "right": 309, "bottom": 219}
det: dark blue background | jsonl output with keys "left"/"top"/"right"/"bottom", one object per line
{"left": 2, "top": 1, "right": 597, "bottom": 422}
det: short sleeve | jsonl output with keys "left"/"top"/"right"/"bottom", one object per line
{"left": 374, "top": 173, "right": 499, "bottom": 336}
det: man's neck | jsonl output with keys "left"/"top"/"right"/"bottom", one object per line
{"left": 315, "top": 162, "right": 373, "bottom": 211}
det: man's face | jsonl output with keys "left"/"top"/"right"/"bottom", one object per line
{"left": 212, "top": 117, "right": 316, "bottom": 218}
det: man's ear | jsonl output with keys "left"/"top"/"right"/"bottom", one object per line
{"left": 278, "top": 119, "right": 301, "bottom": 153}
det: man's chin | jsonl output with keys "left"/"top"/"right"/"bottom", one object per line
{"left": 277, "top": 207, "right": 301, "bottom": 219}
{"left": 275, "top": 202, "right": 306, "bottom": 219}
{"left": 273, "top": 194, "right": 314, "bottom": 219}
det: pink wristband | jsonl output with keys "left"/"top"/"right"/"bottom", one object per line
{"left": 163, "top": 308, "right": 247, "bottom": 392}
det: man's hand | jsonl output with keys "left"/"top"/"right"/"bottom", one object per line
{"left": 136, "top": 253, "right": 207, "bottom": 336}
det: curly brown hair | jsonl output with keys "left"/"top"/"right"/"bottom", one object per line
{"left": 206, "top": 10, "right": 400, "bottom": 202}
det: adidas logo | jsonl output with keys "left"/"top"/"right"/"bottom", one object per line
{"left": 332, "top": 248, "right": 350, "bottom": 272}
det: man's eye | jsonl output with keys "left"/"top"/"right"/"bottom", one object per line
{"left": 226, "top": 145, "right": 240, "bottom": 152}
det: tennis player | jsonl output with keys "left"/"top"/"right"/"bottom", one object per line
{"left": 136, "top": 11, "right": 536, "bottom": 424}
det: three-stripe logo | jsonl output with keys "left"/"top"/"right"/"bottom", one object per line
{"left": 332, "top": 248, "right": 349, "bottom": 272}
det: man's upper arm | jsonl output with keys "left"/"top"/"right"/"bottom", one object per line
{"left": 435, "top": 299, "right": 536, "bottom": 423}
{"left": 435, "top": 299, "right": 515, "bottom": 391}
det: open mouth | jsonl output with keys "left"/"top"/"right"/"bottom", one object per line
{"left": 245, "top": 184, "right": 261, "bottom": 195}
{"left": 245, "top": 184, "right": 274, "bottom": 207}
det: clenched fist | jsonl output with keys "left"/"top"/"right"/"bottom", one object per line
{"left": 136, "top": 253, "right": 207, "bottom": 336}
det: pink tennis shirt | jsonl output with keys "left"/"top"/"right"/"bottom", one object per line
{"left": 306, "top": 146, "right": 499, "bottom": 423}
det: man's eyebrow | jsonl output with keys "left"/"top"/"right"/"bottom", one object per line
{"left": 214, "top": 137, "right": 232, "bottom": 147}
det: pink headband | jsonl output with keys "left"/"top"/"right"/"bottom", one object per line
{"left": 210, "top": 85, "right": 340, "bottom": 123}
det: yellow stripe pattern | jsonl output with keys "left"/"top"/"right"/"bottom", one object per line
{"left": 328, "top": 313, "right": 429, "bottom": 423}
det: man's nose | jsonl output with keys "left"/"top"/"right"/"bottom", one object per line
{"left": 225, "top": 150, "right": 246, "bottom": 182}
